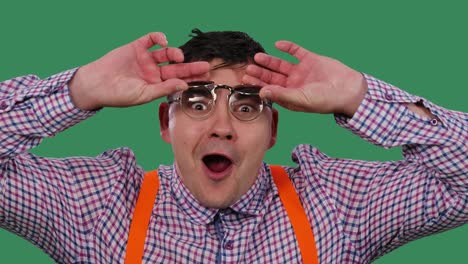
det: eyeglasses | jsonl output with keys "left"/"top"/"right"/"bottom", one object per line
{"left": 167, "top": 81, "right": 272, "bottom": 121}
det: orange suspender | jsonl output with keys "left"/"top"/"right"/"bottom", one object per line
{"left": 125, "top": 166, "right": 319, "bottom": 264}
{"left": 270, "top": 165, "right": 319, "bottom": 264}
{"left": 125, "top": 170, "right": 160, "bottom": 264}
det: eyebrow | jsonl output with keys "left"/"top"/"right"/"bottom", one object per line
{"left": 210, "top": 63, "right": 248, "bottom": 71}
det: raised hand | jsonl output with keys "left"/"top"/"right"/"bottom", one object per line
{"left": 69, "top": 32, "right": 210, "bottom": 110}
{"left": 243, "top": 41, "right": 367, "bottom": 117}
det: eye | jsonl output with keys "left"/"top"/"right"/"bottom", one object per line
{"left": 183, "top": 93, "right": 212, "bottom": 113}
{"left": 238, "top": 105, "right": 254, "bottom": 113}
{"left": 230, "top": 95, "right": 261, "bottom": 114}
{"left": 191, "top": 102, "right": 208, "bottom": 111}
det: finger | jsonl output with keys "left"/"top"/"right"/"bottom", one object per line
{"left": 152, "top": 48, "right": 184, "bottom": 63}
{"left": 181, "top": 73, "right": 211, "bottom": 83}
{"left": 143, "top": 78, "right": 188, "bottom": 102}
{"left": 135, "top": 32, "right": 168, "bottom": 49}
{"left": 245, "top": 64, "right": 287, "bottom": 86}
{"left": 253, "top": 53, "right": 294, "bottom": 75}
{"left": 260, "top": 85, "right": 308, "bottom": 112}
{"left": 242, "top": 75, "right": 267, "bottom": 86}
{"left": 161, "top": 61, "right": 210, "bottom": 80}
{"left": 275, "top": 41, "right": 311, "bottom": 61}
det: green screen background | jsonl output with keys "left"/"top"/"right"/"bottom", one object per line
{"left": 0, "top": 0, "right": 466, "bottom": 263}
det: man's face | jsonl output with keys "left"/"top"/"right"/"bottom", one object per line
{"left": 159, "top": 59, "right": 278, "bottom": 209}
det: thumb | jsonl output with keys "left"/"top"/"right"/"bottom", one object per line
{"left": 143, "top": 78, "right": 188, "bottom": 103}
{"left": 260, "top": 85, "right": 309, "bottom": 112}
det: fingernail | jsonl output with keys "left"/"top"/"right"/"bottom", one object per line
{"left": 176, "top": 85, "right": 187, "bottom": 91}
{"left": 262, "top": 89, "right": 272, "bottom": 98}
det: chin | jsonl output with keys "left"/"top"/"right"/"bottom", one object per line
{"left": 198, "top": 194, "right": 236, "bottom": 209}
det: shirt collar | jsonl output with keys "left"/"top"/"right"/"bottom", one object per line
{"left": 229, "top": 163, "right": 273, "bottom": 216}
{"left": 170, "top": 167, "right": 218, "bottom": 225}
{"left": 169, "top": 163, "right": 273, "bottom": 225}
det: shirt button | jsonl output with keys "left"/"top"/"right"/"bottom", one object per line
{"left": 224, "top": 240, "right": 234, "bottom": 250}
{"left": 384, "top": 93, "right": 393, "bottom": 100}
{"left": 430, "top": 119, "right": 439, "bottom": 126}
{"left": 0, "top": 101, "right": 8, "bottom": 110}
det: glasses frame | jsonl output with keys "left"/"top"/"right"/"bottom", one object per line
{"left": 167, "top": 81, "right": 273, "bottom": 121}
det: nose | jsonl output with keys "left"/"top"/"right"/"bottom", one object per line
{"left": 208, "top": 89, "right": 236, "bottom": 141}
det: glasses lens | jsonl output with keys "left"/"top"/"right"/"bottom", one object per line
{"left": 229, "top": 86, "right": 263, "bottom": 121}
{"left": 181, "top": 87, "right": 214, "bottom": 118}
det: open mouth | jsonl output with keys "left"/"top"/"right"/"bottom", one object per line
{"left": 202, "top": 154, "right": 233, "bottom": 173}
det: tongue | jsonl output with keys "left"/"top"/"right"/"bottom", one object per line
{"left": 204, "top": 155, "right": 232, "bottom": 173}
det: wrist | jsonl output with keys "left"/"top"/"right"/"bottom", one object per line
{"left": 406, "top": 102, "right": 436, "bottom": 119}
{"left": 68, "top": 65, "right": 101, "bottom": 111}
{"left": 340, "top": 72, "right": 367, "bottom": 117}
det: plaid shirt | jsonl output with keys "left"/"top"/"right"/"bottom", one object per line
{"left": 0, "top": 69, "right": 466, "bottom": 263}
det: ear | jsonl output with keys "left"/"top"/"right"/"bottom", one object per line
{"left": 268, "top": 108, "right": 279, "bottom": 149}
{"left": 159, "top": 102, "right": 172, "bottom": 144}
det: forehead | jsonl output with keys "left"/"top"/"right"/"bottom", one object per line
{"left": 208, "top": 59, "right": 248, "bottom": 86}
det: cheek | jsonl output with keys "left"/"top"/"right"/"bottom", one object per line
{"left": 169, "top": 116, "right": 208, "bottom": 156}
{"left": 240, "top": 124, "right": 272, "bottom": 155}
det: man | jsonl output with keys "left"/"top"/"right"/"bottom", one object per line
{"left": 0, "top": 29, "right": 466, "bottom": 263}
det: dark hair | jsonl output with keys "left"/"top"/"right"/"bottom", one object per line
{"left": 179, "top": 28, "right": 265, "bottom": 66}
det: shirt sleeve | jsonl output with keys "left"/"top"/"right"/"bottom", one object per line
{"left": 335, "top": 74, "right": 467, "bottom": 189}
{"left": 0, "top": 71, "right": 143, "bottom": 262}
{"left": 0, "top": 69, "right": 96, "bottom": 163}
{"left": 296, "top": 74, "right": 467, "bottom": 262}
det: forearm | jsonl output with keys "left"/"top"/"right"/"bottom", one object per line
{"left": 327, "top": 75, "right": 467, "bottom": 259}
{"left": 341, "top": 73, "right": 437, "bottom": 119}
{"left": 336, "top": 74, "right": 467, "bottom": 188}
{"left": 0, "top": 69, "right": 96, "bottom": 163}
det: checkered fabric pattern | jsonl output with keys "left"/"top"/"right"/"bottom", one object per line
{"left": 0, "top": 69, "right": 466, "bottom": 263}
